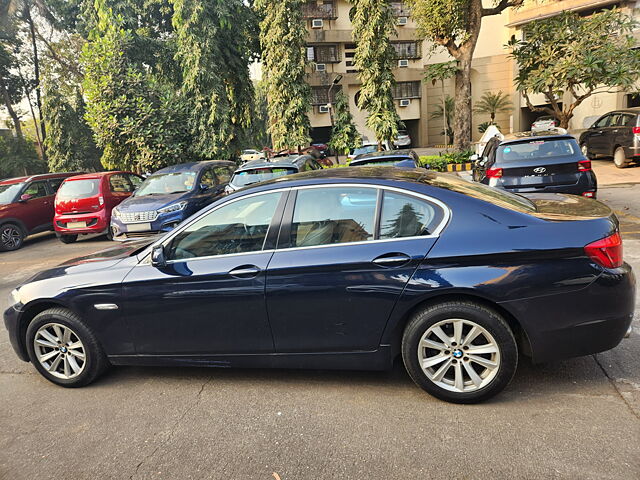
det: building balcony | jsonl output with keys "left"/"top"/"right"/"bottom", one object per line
{"left": 302, "top": 1, "right": 338, "bottom": 20}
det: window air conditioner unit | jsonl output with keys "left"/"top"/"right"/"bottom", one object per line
{"left": 319, "top": 105, "right": 330, "bottom": 113}
{"left": 315, "top": 63, "right": 327, "bottom": 72}
{"left": 398, "top": 16, "right": 408, "bottom": 26}
{"left": 398, "top": 59, "right": 409, "bottom": 68}
{"left": 312, "top": 19, "right": 324, "bottom": 28}
{"left": 399, "top": 99, "right": 411, "bottom": 107}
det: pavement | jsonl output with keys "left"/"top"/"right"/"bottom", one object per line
{"left": 1, "top": 185, "right": 639, "bottom": 479}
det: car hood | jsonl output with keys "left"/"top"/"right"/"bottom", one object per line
{"left": 118, "top": 192, "right": 191, "bottom": 212}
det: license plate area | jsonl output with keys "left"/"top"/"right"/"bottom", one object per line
{"left": 126, "top": 223, "right": 151, "bottom": 232}
{"left": 66, "top": 221, "right": 87, "bottom": 229}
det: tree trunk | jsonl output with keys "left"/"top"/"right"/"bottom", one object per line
{"left": 453, "top": 56, "right": 473, "bottom": 151}
{"left": 0, "top": 77, "right": 23, "bottom": 138}
{"left": 25, "top": 6, "right": 46, "bottom": 160}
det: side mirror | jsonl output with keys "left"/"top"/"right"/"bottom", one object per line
{"left": 469, "top": 154, "right": 480, "bottom": 162}
{"left": 19, "top": 193, "right": 32, "bottom": 202}
{"left": 200, "top": 183, "right": 210, "bottom": 191}
{"left": 151, "top": 244, "right": 167, "bottom": 268}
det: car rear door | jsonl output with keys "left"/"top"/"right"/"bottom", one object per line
{"left": 611, "top": 113, "right": 636, "bottom": 155}
{"left": 265, "top": 185, "right": 447, "bottom": 353}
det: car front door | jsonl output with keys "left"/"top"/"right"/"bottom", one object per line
{"left": 19, "top": 180, "right": 52, "bottom": 232}
{"left": 122, "top": 190, "right": 287, "bottom": 355}
{"left": 265, "top": 185, "right": 447, "bottom": 353}
{"left": 586, "top": 114, "right": 612, "bottom": 155}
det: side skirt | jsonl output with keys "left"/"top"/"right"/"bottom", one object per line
{"left": 108, "top": 346, "right": 394, "bottom": 371}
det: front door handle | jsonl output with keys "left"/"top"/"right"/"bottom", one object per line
{"left": 372, "top": 253, "right": 412, "bottom": 268}
{"left": 229, "top": 265, "right": 261, "bottom": 278}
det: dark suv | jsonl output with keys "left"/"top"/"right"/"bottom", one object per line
{"left": 472, "top": 133, "right": 597, "bottom": 198}
{"left": 0, "top": 172, "right": 82, "bottom": 251}
{"left": 579, "top": 108, "right": 640, "bottom": 168}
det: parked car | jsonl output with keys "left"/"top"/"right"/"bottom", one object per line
{"left": 393, "top": 129, "right": 412, "bottom": 148}
{"left": 240, "top": 150, "right": 264, "bottom": 163}
{"left": 531, "top": 115, "right": 559, "bottom": 133}
{"left": 54, "top": 172, "right": 144, "bottom": 243}
{"left": 311, "top": 143, "right": 329, "bottom": 158}
{"left": 226, "top": 155, "right": 323, "bottom": 193}
{"left": 350, "top": 149, "right": 420, "bottom": 168}
{"left": 0, "top": 172, "right": 82, "bottom": 251}
{"left": 472, "top": 133, "right": 597, "bottom": 198}
{"left": 5, "top": 168, "right": 634, "bottom": 404}
{"left": 579, "top": 108, "right": 640, "bottom": 168}
{"left": 110, "top": 161, "right": 235, "bottom": 240}
{"left": 348, "top": 140, "right": 392, "bottom": 161}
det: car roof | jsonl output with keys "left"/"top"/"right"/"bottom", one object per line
{"left": 0, "top": 172, "right": 82, "bottom": 186}
{"left": 62, "top": 171, "right": 138, "bottom": 181}
{"left": 235, "top": 159, "right": 300, "bottom": 172}
{"left": 351, "top": 149, "right": 417, "bottom": 163}
{"left": 152, "top": 161, "right": 235, "bottom": 175}
{"left": 603, "top": 108, "right": 640, "bottom": 115}
{"left": 499, "top": 132, "right": 576, "bottom": 145}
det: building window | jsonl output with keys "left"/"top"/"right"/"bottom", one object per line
{"left": 390, "top": 2, "right": 410, "bottom": 17}
{"left": 307, "top": 45, "right": 341, "bottom": 63}
{"left": 302, "top": 1, "right": 337, "bottom": 19}
{"left": 391, "top": 42, "right": 421, "bottom": 59}
{"left": 392, "top": 82, "right": 421, "bottom": 100}
{"left": 311, "top": 85, "right": 342, "bottom": 106}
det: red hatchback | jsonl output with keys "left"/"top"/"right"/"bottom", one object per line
{"left": 54, "top": 172, "right": 143, "bottom": 243}
{"left": 0, "top": 173, "right": 81, "bottom": 252}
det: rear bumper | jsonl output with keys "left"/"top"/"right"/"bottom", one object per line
{"left": 496, "top": 172, "right": 597, "bottom": 197}
{"left": 501, "top": 263, "right": 635, "bottom": 363}
{"left": 54, "top": 211, "right": 109, "bottom": 235}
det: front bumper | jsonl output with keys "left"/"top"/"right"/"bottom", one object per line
{"left": 4, "top": 303, "right": 29, "bottom": 362}
{"left": 111, "top": 210, "right": 187, "bottom": 240}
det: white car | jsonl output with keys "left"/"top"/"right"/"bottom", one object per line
{"left": 348, "top": 141, "right": 392, "bottom": 161}
{"left": 240, "top": 149, "right": 264, "bottom": 163}
{"left": 393, "top": 130, "right": 411, "bottom": 148}
{"left": 531, "top": 116, "right": 559, "bottom": 133}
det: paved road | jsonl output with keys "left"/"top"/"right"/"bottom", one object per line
{"left": 1, "top": 193, "right": 639, "bottom": 479}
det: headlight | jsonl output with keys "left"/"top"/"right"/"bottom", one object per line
{"left": 158, "top": 201, "right": 188, "bottom": 215}
{"left": 10, "top": 288, "right": 21, "bottom": 305}
{"left": 111, "top": 207, "right": 120, "bottom": 219}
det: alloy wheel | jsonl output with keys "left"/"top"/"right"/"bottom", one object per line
{"left": 1, "top": 225, "right": 22, "bottom": 249}
{"left": 417, "top": 318, "right": 501, "bottom": 393}
{"left": 33, "top": 323, "right": 86, "bottom": 379}
{"left": 581, "top": 144, "right": 589, "bottom": 157}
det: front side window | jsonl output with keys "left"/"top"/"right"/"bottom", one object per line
{"left": 23, "top": 181, "right": 48, "bottom": 199}
{"left": 380, "top": 191, "right": 443, "bottom": 239}
{"left": 593, "top": 115, "right": 611, "bottom": 128}
{"left": 200, "top": 169, "right": 216, "bottom": 188}
{"left": 290, "top": 187, "right": 377, "bottom": 247}
{"left": 167, "top": 191, "right": 282, "bottom": 260}
{"left": 128, "top": 174, "right": 143, "bottom": 189}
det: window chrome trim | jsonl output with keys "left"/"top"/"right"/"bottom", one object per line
{"left": 136, "top": 182, "right": 452, "bottom": 265}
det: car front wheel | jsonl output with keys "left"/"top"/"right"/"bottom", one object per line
{"left": 26, "top": 308, "right": 109, "bottom": 387}
{"left": 402, "top": 301, "right": 518, "bottom": 404}
{"left": 0, "top": 223, "right": 25, "bottom": 251}
{"left": 58, "top": 234, "right": 78, "bottom": 244}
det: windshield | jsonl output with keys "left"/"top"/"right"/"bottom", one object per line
{"left": 497, "top": 139, "right": 577, "bottom": 163}
{"left": 230, "top": 167, "right": 296, "bottom": 188}
{"left": 352, "top": 145, "right": 378, "bottom": 156}
{"left": 0, "top": 183, "right": 24, "bottom": 205}
{"left": 135, "top": 172, "right": 197, "bottom": 196}
{"left": 57, "top": 179, "right": 100, "bottom": 199}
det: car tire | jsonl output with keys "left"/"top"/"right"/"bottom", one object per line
{"left": 613, "top": 147, "right": 630, "bottom": 169}
{"left": 106, "top": 227, "right": 115, "bottom": 241}
{"left": 580, "top": 143, "right": 594, "bottom": 160}
{"left": 401, "top": 301, "right": 518, "bottom": 404}
{"left": 26, "top": 308, "right": 109, "bottom": 387}
{"left": 58, "top": 234, "right": 78, "bottom": 244}
{"left": 0, "top": 223, "right": 25, "bottom": 252}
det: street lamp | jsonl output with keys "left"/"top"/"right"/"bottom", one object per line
{"left": 326, "top": 74, "right": 343, "bottom": 165}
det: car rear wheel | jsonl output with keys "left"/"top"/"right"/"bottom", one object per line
{"left": 0, "top": 223, "right": 25, "bottom": 251}
{"left": 401, "top": 301, "right": 518, "bottom": 404}
{"left": 613, "top": 147, "right": 630, "bottom": 169}
{"left": 26, "top": 308, "right": 109, "bottom": 387}
{"left": 58, "top": 234, "right": 78, "bottom": 244}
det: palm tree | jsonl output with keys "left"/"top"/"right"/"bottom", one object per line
{"left": 474, "top": 91, "right": 513, "bottom": 123}
{"left": 430, "top": 95, "right": 454, "bottom": 145}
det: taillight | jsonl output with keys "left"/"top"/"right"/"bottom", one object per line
{"left": 486, "top": 167, "right": 503, "bottom": 178}
{"left": 582, "top": 191, "right": 595, "bottom": 198}
{"left": 578, "top": 159, "right": 591, "bottom": 171}
{"left": 585, "top": 232, "right": 623, "bottom": 269}
{"left": 99, "top": 196, "right": 104, "bottom": 206}
{"left": 633, "top": 127, "right": 640, "bottom": 135}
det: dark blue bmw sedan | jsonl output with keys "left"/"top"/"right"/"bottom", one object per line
{"left": 4, "top": 168, "right": 635, "bottom": 403}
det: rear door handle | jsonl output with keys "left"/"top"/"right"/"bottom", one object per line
{"left": 229, "top": 265, "right": 261, "bottom": 278}
{"left": 372, "top": 253, "right": 412, "bottom": 268}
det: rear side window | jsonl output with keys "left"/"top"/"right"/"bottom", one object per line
{"left": 48, "top": 178, "right": 65, "bottom": 192}
{"left": 214, "top": 166, "right": 233, "bottom": 184}
{"left": 497, "top": 139, "right": 577, "bottom": 163}
{"left": 57, "top": 179, "right": 100, "bottom": 199}
{"left": 380, "top": 191, "right": 443, "bottom": 238}
{"left": 291, "top": 187, "right": 377, "bottom": 247}
{"left": 619, "top": 114, "right": 636, "bottom": 127}
{"left": 110, "top": 174, "right": 134, "bottom": 193}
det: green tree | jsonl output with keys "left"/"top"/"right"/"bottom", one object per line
{"left": 255, "top": 0, "right": 311, "bottom": 151}
{"left": 406, "top": 0, "right": 523, "bottom": 150}
{"left": 429, "top": 95, "right": 454, "bottom": 145}
{"left": 0, "top": 42, "right": 24, "bottom": 138}
{"left": 172, "top": 0, "right": 256, "bottom": 158}
{"left": 350, "top": 0, "right": 401, "bottom": 150}
{"left": 244, "top": 80, "right": 270, "bottom": 150}
{"left": 509, "top": 9, "right": 640, "bottom": 129}
{"left": 0, "top": 135, "right": 46, "bottom": 177}
{"left": 473, "top": 90, "right": 512, "bottom": 123}
{"left": 43, "top": 87, "right": 102, "bottom": 172}
{"left": 329, "top": 90, "right": 360, "bottom": 156}
{"left": 424, "top": 61, "right": 456, "bottom": 149}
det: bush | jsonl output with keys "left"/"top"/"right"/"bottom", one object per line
{"left": 419, "top": 150, "right": 474, "bottom": 171}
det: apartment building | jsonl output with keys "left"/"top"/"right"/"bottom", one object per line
{"left": 303, "top": 0, "right": 639, "bottom": 148}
